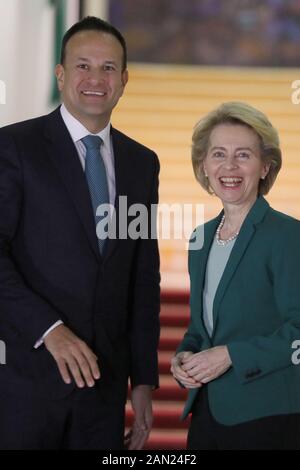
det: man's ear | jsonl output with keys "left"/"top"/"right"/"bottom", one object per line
{"left": 55, "top": 64, "right": 65, "bottom": 91}
{"left": 121, "top": 69, "right": 129, "bottom": 88}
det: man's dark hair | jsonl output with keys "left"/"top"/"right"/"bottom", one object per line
{"left": 60, "top": 16, "right": 127, "bottom": 71}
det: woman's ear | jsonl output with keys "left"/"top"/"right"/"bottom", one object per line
{"left": 261, "top": 162, "right": 271, "bottom": 179}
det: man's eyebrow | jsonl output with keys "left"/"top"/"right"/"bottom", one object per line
{"left": 75, "top": 58, "right": 118, "bottom": 65}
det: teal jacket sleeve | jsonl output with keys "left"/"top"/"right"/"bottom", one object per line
{"left": 227, "top": 220, "right": 300, "bottom": 384}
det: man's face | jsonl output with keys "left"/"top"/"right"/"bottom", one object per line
{"left": 55, "top": 30, "right": 128, "bottom": 131}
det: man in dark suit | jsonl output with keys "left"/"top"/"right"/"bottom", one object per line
{"left": 0, "top": 16, "right": 160, "bottom": 450}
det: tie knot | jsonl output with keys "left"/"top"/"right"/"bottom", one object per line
{"left": 82, "top": 135, "right": 103, "bottom": 150}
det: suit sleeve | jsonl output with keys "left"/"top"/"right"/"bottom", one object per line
{"left": 227, "top": 221, "right": 300, "bottom": 384}
{"left": 129, "top": 153, "right": 161, "bottom": 388}
{"left": 0, "top": 131, "right": 62, "bottom": 347}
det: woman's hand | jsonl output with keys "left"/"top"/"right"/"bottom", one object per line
{"left": 171, "top": 351, "right": 203, "bottom": 389}
{"left": 181, "top": 346, "right": 232, "bottom": 384}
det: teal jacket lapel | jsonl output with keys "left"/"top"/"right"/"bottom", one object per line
{"left": 211, "top": 196, "right": 270, "bottom": 339}
{"left": 191, "top": 214, "right": 222, "bottom": 341}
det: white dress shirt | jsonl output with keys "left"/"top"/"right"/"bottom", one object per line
{"left": 34, "top": 104, "right": 116, "bottom": 348}
{"left": 60, "top": 103, "right": 116, "bottom": 204}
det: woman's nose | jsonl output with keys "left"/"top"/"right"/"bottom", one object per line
{"left": 223, "top": 156, "right": 238, "bottom": 170}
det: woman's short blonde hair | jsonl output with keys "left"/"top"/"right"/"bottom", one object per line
{"left": 192, "top": 101, "right": 282, "bottom": 195}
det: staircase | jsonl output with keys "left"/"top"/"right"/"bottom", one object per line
{"left": 113, "top": 64, "right": 300, "bottom": 292}
{"left": 126, "top": 293, "right": 191, "bottom": 450}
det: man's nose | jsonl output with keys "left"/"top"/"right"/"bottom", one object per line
{"left": 87, "top": 68, "right": 106, "bottom": 83}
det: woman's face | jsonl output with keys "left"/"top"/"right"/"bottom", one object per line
{"left": 203, "top": 123, "right": 270, "bottom": 208}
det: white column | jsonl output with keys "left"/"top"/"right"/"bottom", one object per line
{"left": 0, "top": 0, "right": 20, "bottom": 125}
{"left": 83, "top": 0, "right": 109, "bottom": 19}
{"left": 0, "top": 0, "right": 53, "bottom": 125}
{"left": 0, "top": 0, "right": 80, "bottom": 126}
{"left": 0, "top": 80, "right": 5, "bottom": 105}
{"left": 67, "top": 0, "right": 80, "bottom": 26}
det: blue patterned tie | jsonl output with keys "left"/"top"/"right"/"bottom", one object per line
{"left": 82, "top": 135, "right": 109, "bottom": 254}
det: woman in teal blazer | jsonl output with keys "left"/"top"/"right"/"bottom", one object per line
{"left": 171, "top": 102, "right": 300, "bottom": 449}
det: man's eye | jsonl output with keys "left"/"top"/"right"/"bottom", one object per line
{"left": 104, "top": 65, "right": 115, "bottom": 71}
{"left": 78, "top": 64, "right": 89, "bottom": 70}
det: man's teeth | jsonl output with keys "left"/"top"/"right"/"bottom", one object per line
{"left": 82, "top": 91, "right": 105, "bottom": 96}
{"left": 220, "top": 177, "right": 243, "bottom": 187}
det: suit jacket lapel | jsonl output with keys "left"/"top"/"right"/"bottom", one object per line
{"left": 103, "top": 127, "right": 133, "bottom": 260}
{"left": 43, "top": 108, "right": 101, "bottom": 261}
{"left": 111, "top": 127, "right": 131, "bottom": 200}
{"left": 211, "top": 196, "right": 270, "bottom": 338}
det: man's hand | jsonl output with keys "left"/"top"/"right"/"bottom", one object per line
{"left": 181, "top": 346, "right": 232, "bottom": 384}
{"left": 124, "top": 385, "right": 153, "bottom": 450}
{"left": 171, "top": 351, "right": 202, "bottom": 388}
{"left": 44, "top": 324, "right": 100, "bottom": 388}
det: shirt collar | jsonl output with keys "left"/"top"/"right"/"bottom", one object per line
{"left": 60, "top": 103, "right": 111, "bottom": 151}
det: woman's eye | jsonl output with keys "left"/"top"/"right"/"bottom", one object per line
{"left": 212, "top": 152, "right": 225, "bottom": 158}
{"left": 237, "top": 153, "right": 250, "bottom": 159}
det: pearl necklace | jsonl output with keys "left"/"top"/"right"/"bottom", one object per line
{"left": 216, "top": 215, "right": 239, "bottom": 246}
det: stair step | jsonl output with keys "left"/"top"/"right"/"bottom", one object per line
{"left": 158, "top": 351, "right": 173, "bottom": 374}
{"left": 159, "top": 327, "right": 185, "bottom": 351}
{"left": 153, "top": 375, "right": 188, "bottom": 401}
{"left": 160, "top": 304, "right": 190, "bottom": 327}
{"left": 127, "top": 376, "right": 187, "bottom": 401}
{"left": 161, "top": 291, "right": 190, "bottom": 304}
{"left": 145, "top": 429, "right": 188, "bottom": 450}
{"left": 126, "top": 401, "right": 189, "bottom": 429}
{"left": 125, "top": 297, "right": 191, "bottom": 449}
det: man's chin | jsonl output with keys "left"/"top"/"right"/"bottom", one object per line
{"left": 79, "top": 107, "right": 108, "bottom": 120}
